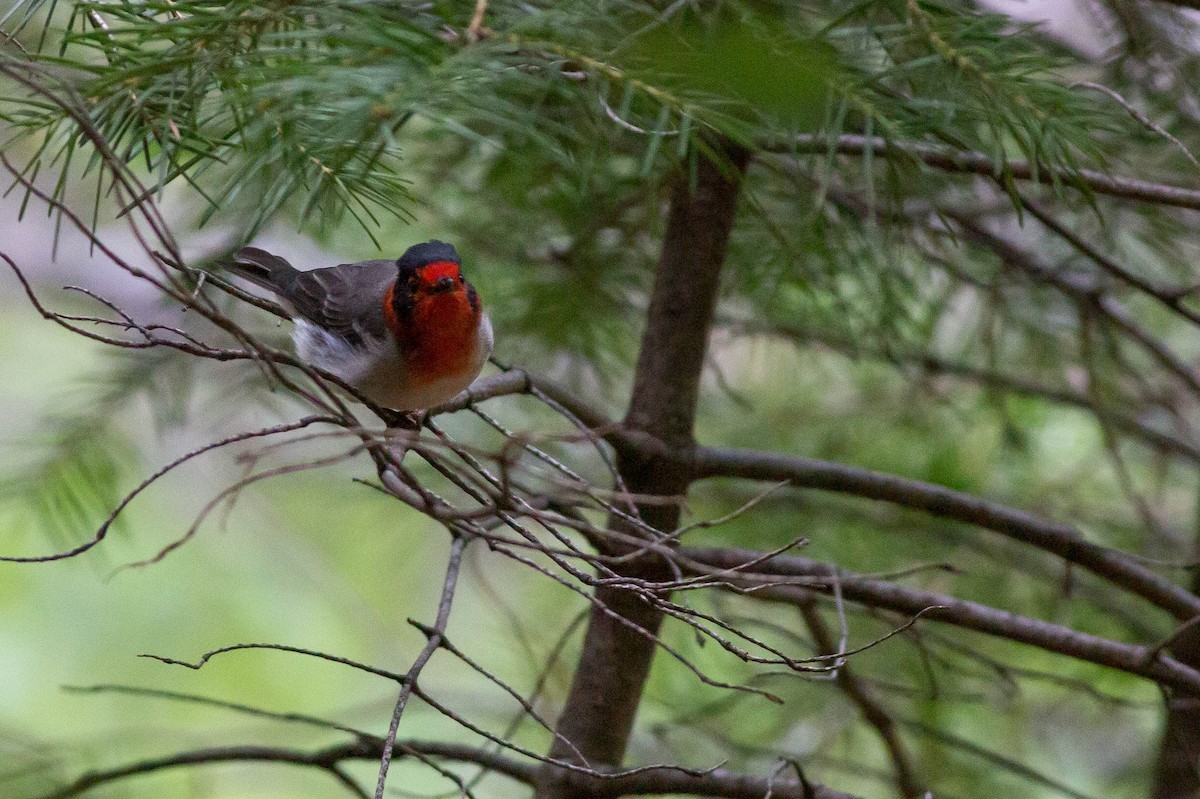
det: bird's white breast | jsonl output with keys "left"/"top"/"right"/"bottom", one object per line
{"left": 293, "top": 314, "right": 492, "bottom": 411}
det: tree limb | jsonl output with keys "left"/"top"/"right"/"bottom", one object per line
{"left": 690, "top": 447, "right": 1200, "bottom": 620}
{"left": 36, "top": 740, "right": 533, "bottom": 799}
{"left": 767, "top": 133, "right": 1200, "bottom": 212}
{"left": 35, "top": 738, "right": 862, "bottom": 799}
{"left": 681, "top": 546, "right": 1200, "bottom": 695}
{"left": 465, "top": 366, "right": 1200, "bottom": 624}
{"left": 734, "top": 322, "right": 1200, "bottom": 465}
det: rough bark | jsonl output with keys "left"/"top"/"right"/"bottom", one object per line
{"left": 1153, "top": 562, "right": 1200, "bottom": 799}
{"left": 534, "top": 141, "right": 751, "bottom": 798}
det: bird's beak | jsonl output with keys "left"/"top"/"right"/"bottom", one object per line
{"left": 430, "top": 276, "right": 457, "bottom": 294}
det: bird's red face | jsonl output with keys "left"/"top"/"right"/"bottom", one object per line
{"left": 412, "top": 260, "right": 468, "bottom": 299}
{"left": 406, "top": 260, "right": 480, "bottom": 325}
{"left": 386, "top": 259, "right": 478, "bottom": 322}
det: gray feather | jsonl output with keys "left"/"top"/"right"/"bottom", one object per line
{"left": 229, "top": 247, "right": 300, "bottom": 293}
{"left": 230, "top": 248, "right": 397, "bottom": 345}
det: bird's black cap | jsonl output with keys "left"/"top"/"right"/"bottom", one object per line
{"left": 397, "top": 240, "right": 460, "bottom": 272}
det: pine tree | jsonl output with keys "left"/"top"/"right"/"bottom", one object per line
{"left": 4, "top": 1, "right": 1200, "bottom": 797}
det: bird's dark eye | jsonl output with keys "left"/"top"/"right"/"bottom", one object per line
{"left": 458, "top": 275, "right": 465, "bottom": 283}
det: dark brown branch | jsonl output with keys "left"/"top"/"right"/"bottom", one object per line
{"left": 690, "top": 447, "right": 1200, "bottom": 620}
{"left": 550, "top": 764, "right": 860, "bottom": 798}
{"left": 35, "top": 738, "right": 863, "bottom": 799}
{"left": 37, "top": 743, "right": 372, "bottom": 799}
{"left": 737, "top": 322, "right": 1200, "bottom": 465}
{"left": 949, "top": 213, "right": 1200, "bottom": 398}
{"left": 36, "top": 740, "right": 534, "bottom": 799}
{"left": 1018, "top": 196, "right": 1200, "bottom": 328}
{"left": 768, "top": 133, "right": 1200, "bottom": 212}
{"left": 1153, "top": 541, "right": 1200, "bottom": 797}
{"left": 458, "top": 368, "right": 1200, "bottom": 626}
{"left": 0, "top": 415, "right": 337, "bottom": 563}
{"left": 141, "top": 641, "right": 404, "bottom": 680}
{"left": 428, "top": 368, "right": 534, "bottom": 415}
{"left": 65, "top": 683, "right": 369, "bottom": 738}
{"left": 464, "top": 368, "right": 1200, "bottom": 627}
{"left": 120, "top": 446, "right": 366, "bottom": 570}
{"left": 410, "top": 621, "right": 589, "bottom": 764}
{"left": 537, "top": 142, "right": 752, "bottom": 798}
{"left": 681, "top": 547, "right": 1200, "bottom": 695}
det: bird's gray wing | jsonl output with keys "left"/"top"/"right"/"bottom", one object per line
{"left": 283, "top": 260, "right": 397, "bottom": 344}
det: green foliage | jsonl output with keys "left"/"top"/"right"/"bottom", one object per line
{"left": 0, "top": 348, "right": 198, "bottom": 549}
{"left": 3, "top": 413, "right": 130, "bottom": 547}
{"left": 0, "top": 0, "right": 1140, "bottom": 244}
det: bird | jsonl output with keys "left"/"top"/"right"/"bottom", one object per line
{"left": 229, "top": 240, "right": 493, "bottom": 413}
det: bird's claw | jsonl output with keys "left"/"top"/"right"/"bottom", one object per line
{"left": 380, "top": 408, "right": 422, "bottom": 430}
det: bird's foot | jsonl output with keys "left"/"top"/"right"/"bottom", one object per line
{"left": 380, "top": 408, "right": 422, "bottom": 430}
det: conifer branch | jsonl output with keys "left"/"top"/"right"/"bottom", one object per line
{"left": 768, "top": 134, "right": 1200, "bottom": 211}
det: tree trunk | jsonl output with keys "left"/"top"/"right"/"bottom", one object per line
{"left": 1153, "top": 562, "right": 1200, "bottom": 799}
{"left": 534, "top": 141, "right": 751, "bottom": 798}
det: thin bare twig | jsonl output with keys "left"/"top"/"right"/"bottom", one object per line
{"left": 374, "top": 533, "right": 468, "bottom": 798}
{"left": 0, "top": 416, "right": 337, "bottom": 563}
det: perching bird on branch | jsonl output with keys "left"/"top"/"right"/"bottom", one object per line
{"left": 230, "top": 241, "right": 493, "bottom": 412}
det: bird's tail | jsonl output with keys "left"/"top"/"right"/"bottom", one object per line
{"left": 228, "top": 247, "right": 299, "bottom": 294}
